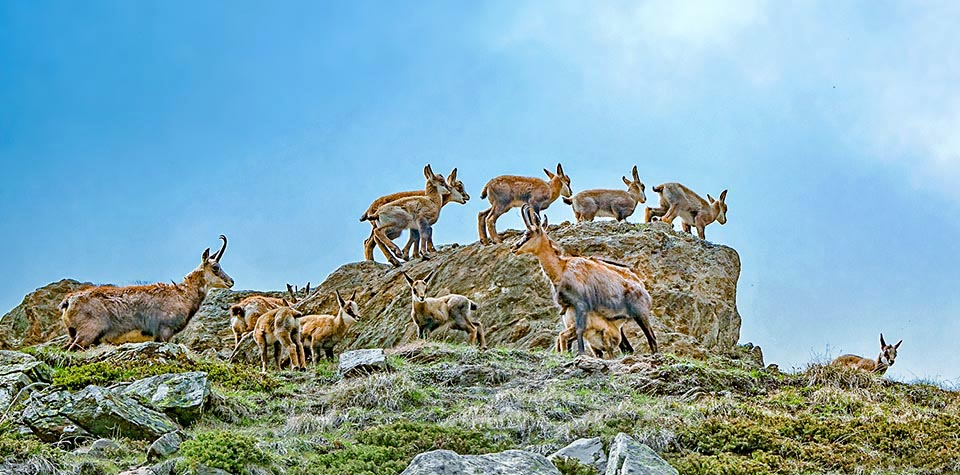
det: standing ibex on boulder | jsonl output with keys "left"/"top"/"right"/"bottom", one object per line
{"left": 228, "top": 283, "right": 309, "bottom": 350}
{"left": 832, "top": 334, "right": 902, "bottom": 375}
{"left": 60, "top": 235, "right": 234, "bottom": 351}
{"left": 370, "top": 165, "right": 466, "bottom": 266}
{"left": 513, "top": 206, "right": 657, "bottom": 356}
{"left": 299, "top": 290, "right": 362, "bottom": 364}
{"left": 645, "top": 183, "right": 728, "bottom": 240}
{"left": 563, "top": 166, "right": 646, "bottom": 222}
{"left": 253, "top": 306, "right": 307, "bottom": 373}
{"left": 478, "top": 164, "right": 572, "bottom": 244}
{"left": 402, "top": 270, "right": 485, "bottom": 349}
{"left": 362, "top": 168, "right": 469, "bottom": 262}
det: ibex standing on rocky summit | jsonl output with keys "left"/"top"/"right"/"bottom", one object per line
{"left": 478, "top": 164, "right": 572, "bottom": 244}
{"left": 370, "top": 165, "right": 465, "bottom": 266}
{"left": 563, "top": 165, "right": 646, "bottom": 222}
{"left": 60, "top": 235, "right": 234, "bottom": 351}
{"left": 832, "top": 334, "right": 902, "bottom": 375}
{"left": 402, "top": 270, "right": 485, "bottom": 349}
{"left": 645, "top": 183, "right": 727, "bottom": 240}
{"left": 362, "top": 168, "right": 469, "bottom": 262}
{"left": 513, "top": 206, "right": 657, "bottom": 356}
{"left": 299, "top": 290, "right": 362, "bottom": 364}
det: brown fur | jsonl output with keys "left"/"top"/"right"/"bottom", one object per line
{"left": 563, "top": 166, "right": 646, "bottom": 222}
{"left": 513, "top": 206, "right": 657, "bottom": 356}
{"left": 478, "top": 163, "right": 572, "bottom": 244}
{"left": 299, "top": 290, "right": 361, "bottom": 364}
{"left": 645, "top": 183, "right": 728, "bottom": 239}
{"left": 229, "top": 296, "right": 286, "bottom": 350}
{"left": 253, "top": 306, "right": 307, "bottom": 373}
{"left": 60, "top": 236, "right": 233, "bottom": 351}
{"left": 402, "top": 271, "right": 485, "bottom": 349}
{"left": 363, "top": 168, "right": 469, "bottom": 262}
{"left": 832, "top": 334, "right": 902, "bottom": 375}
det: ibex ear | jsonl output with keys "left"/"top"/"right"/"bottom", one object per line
{"left": 201, "top": 248, "right": 211, "bottom": 262}
{"left": 543, "top": 168, "right": 556, "bottom": 179}
{"left": 336, "top": 290, "right": 346, "bottom": 308}
{"left": 622, "top": 176, "right": 631, "bottom": 186}
{"left": 895, "top": 340, "right": 902, "bottom": 349}
{"left": 401, "top": 271, "right": 414, "bottom": 286}
{"left": 541, "top": 213, "right": 549, "bottom": 230}
{"left": 424, "top": 165, "right": 434, "bottom": 179}
{"left": 556, "top": 163, "right": 564, "bottom": 176}
{"left": 880, "top": 333, "right": 887, "bottom": 347}
{"left": 424, "top": 269, "right": 437, "bottom": 284}
{"left": 632, "top": 165, "right": 639, "bottom": 181}
{"left": 448, "top": 168, "right": 457, "bottom": 182}
{"left": 350, "top": 289, "right": 358, "bottom": 302}
{"left": 305, "top": 282, "right": 311, "bottom": 296}
{"left": 707, "top": 194, "right": 715, "bottom": 203}
{"left": 719, "top": 189, "right": 728, "bottom": 202}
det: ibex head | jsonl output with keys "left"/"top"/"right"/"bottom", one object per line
{"left": 879, "top": 333, "right": 902, "bottom": 367}
{"left": 543, "top": 163, "right": 572, "bottom": 198}
{"left": 199, "top": 235, "right": 234, "bottom": 291}
{"left": 424, "top": 165, "right": 451, "bottom": 197}
{"left": 707, "top": 189, "right": 728, "bottom": 224}
{"left": 401, "top": 270, "right": 436, "bottom": 302}
{"left": 513, "top": 205, "right": 551, "bottom": 255}
{"left": 622, "top": 165, "right": 646, "bottom": 204}
{"left": 446, "top": 168, "right": 469, "bottom": 204}
{"left": 335, "top": 290, "right": 361, "bottom": 321}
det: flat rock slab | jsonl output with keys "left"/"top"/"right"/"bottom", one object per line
{"left": 549, "top": 437, "right": 606, "bottom": 473}
{"left": 338, "top": 349, "right": 388, "bottom": 377}
{"left": 122, "top": 371, "right": 210, "bottom": 424}
{"left": 605, "top": 433, "right": 677, "bottom": 475}
{"left": 401, "top": 449, "right": 561, "bottom": 475}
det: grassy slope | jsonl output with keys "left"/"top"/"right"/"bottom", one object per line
{"left": 4, "top": 343, "right": 959, "bottom": 475}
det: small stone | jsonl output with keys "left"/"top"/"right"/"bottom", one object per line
{"left": 605, "top": 433, "right": 677, "bottom": 475}
{"left": 402, "top": 449, "right": 561, "bottom": 475}
{"left": 148, "top": 431, "right": 183, "bottom": 461}
{"left": 549, "top": 437, "right": 606, "bottom": 473}
{"left": 338, "top": 349, "right": 388, "bottom": 377}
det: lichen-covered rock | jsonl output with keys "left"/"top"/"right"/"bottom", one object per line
{"left": 74, "top": 438, "right": 120, "bottom": 458}
{"left": 549, "top": 437, "right": 606, "bottom": 473}
{"left": 21, "top": 389, "right": 90, "bottom": 443}
{"left": 605, "top": 433, "right": 677, "bottom": 475}
{"left": 0, "top": 279, "right": 93, "bottom": 350}
{"left": 65, "top": 386, "right": 180, "bottom": 440}
{"left": 122, "top": 372, "right": 210, "bottom": 424}
{"left": 401, "top": 449, "right": 562, "bottom": 475}
{"left": 338, "top": 349, "right": 388, "bottom": 377}
{"left": 148, "top": 431, "right": 184, "bottom": 461}
{"left": 92, "top": 342, "right": 196, "bottom": 366}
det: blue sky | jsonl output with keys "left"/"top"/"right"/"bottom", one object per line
{"left": 2, "top": 1, "right": 959, "bottom": 383}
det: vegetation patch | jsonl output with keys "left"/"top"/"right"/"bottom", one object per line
{"left": 553, "top": 456, "right": 599, "bottom": 475}
{"left": 177, "top": 430, "right": 271, "bottom": 474}
{"left": 51, "top": 360, "right": 278, "bottom": 392}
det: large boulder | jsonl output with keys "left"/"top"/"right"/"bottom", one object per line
{"left": 401, "top": 449, "right": 561, "bottom": 475}
{"left": 0, "top": 279, "right": 93, "bottom": 350}
{"left": 605, "top": 433, "right": 677, "bottom": 475}
{"left": 549, "top": 437, "right": 606, "bottom": 473}
{"left": 338, "top": 349, "right": 388, "bottom": 377}
{"left": 121, "top": 372, "right": 211, "bottom": 424}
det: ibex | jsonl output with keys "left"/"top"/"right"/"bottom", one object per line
{"left": 60, "top": 235, "right": 234, "bottom": 351}
{"left": 563, "top": 166, "right": 646, "bottom": 222}
{"left": 370, "top": 165, "right": 466, "bottom": 266}
{"left": 513, "top": 206, "right": 657, "bottom": 356}
{"left": 478, "top": 163, "right": 572, "bottom": 244}
{"left": 362, "top": 168, "right": 469, "bottom": 262}
{"left": 645, "top": 183, "right": 728, "bottom": 239}
{"left": 299, "top": 290, "right": 361, "bottom": 364}
{"left": 832, "top": 334, "right": 902, "bottom": 375}
{"left": 401, "top": 270, "right": 485, "bottom": 349}
{"left": 228, "top": 283, "right": 309, "bottom": 350}
{"left": 253, "top": 306, "right": 307, "bottom": 373}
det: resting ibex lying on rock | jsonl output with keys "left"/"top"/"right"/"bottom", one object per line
{"left": 402, "top": 270, "right": 485, "bottom": 348}
{"left": 60, "top": 235, "right": 234, "bottom": 351}
{"left": 645, "top": 183, "right": 727, "bottom": 239}
{"left": 370, "top": 165, "right": 466, "bottom": 266}
{"left": 228, "top": 283, "right": 310, "bottom": 350}
{"left": 299, "top": 290, "right": 361, "bottom": 364}
{"left": 362, "top": 168, "right": 469, "bottom": 262}
{"left": 563, "top": 166, "right": 646, "bottom": 222}
{"left": 478, "top": 164, "right": 572, "bottom": 244}
{"left": 514, "top": 206, "right": 657, "bottom": 356}
{"left": 253, "top": 306, "right": 307, "bottom": 373}
{"left": 832, "top": 334, "right": 901, "bottom": 375}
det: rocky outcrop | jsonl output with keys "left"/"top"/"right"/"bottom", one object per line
{"left": 0, "top": 279, "right": 93, "bottom": 350}
{"left": 605, "top": 433, "right": 678, "bottom": 475}
{"left": 549, "top": 437, "right": 606, "bottom": 473}
{"left": 122, "top": 372, "right": 211, "bottom": 424}
{"left": 401, "top": 449, "right": 561, "bottom": 475}
{"left": 0, "top": 350, "right": 52, "bottom": 409}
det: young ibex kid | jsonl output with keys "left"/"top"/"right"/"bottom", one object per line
{"left": 60, "top": 235, "right": 234, "bottom": 350}
{"left": 832, "top": 334, "right": 902, "bottom": 375}
{"left": 253, "top": 306, "right": 307, "bottom": 373}
{"left": 299, "top": 290, "right": 362, "bottom": 364}
{"left": 645, "top": 183, "right": 727, "bottom": 240}
{"left": 228, "top": 283, "right": 310, "bottom": 350}
{"left": 478, "top": 163, "right": 572, "bottom": 244}
{"left": 563, "top": 165, "right": 646, "bottom": 222}
{"left": 362, "top": 168, "right": 469, "bottom": 262}
{"left": 514, "top": 205, "right": 657, "bottom": 356}
{"left": 370, "top": 165, "right": 465, "bottom": 266}
{"left": 402, "top": 270, "right": 486, "bottom": 349}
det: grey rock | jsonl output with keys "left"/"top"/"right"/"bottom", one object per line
{"left": 22, "top": 389, "right": 91, "bottom": 443}
{"left": 147, "top": 431, "right": 183, "bottom": 461}
{"left": 402, "top": 449, "right": 562, "bottom": 475}
{"left": 74, "top": 438, "right": 119, "bottom": 458}
{"left": 65, "top": 386, "right": 180, "bottom": 440}
{"left": 122, "top": 372, "right": 210, "bottom": 424}
{"left": 94, "top": 342, "right": 195, "bottom": 366}
{"left": 0, "top": 351, "right": 53, "bottom": 409}
{"left": 549, "top": 437, "right": 606, "bottom": 473}
{"left": 338, "top": 349, "right": 388, "bottom": 377}
{"left": 605, "top": 433, "right": 677, "bottom": 475}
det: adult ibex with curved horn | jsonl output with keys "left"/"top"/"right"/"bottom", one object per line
{"left": 60, "top": 235, "right": 234, "bottom": 350}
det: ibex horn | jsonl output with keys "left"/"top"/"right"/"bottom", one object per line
{"left": 213, "top": 235, "right": 227, "bottom": 262}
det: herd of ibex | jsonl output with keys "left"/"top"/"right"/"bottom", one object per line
{"left": 56, "top": 164, "right": 899, "bottom": 374}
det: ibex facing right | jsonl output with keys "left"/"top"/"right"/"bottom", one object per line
{"left": 832, "top": 334, "right": 901, "bottom": 375}
{"left": 645, "top": 183, "right": 727, "bottom": 240}
{"left": 563, "top": 165, "right": 645, "bottom": 222}
{"left": 478, "top": 164, "right": 572, "bottom": 245}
